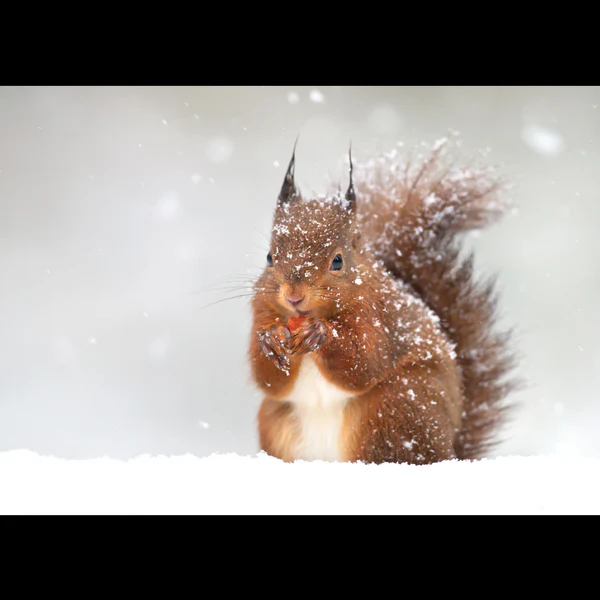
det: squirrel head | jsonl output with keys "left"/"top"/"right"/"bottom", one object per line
{"left": 258, "top": 143, "right": 363, "bottom": 319}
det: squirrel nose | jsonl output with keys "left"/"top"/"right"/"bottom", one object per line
{"left": 286, "top": 294, "right": 305, "bottom": 307}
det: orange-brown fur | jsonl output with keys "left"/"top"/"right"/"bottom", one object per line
{"left": 249, "top": 139, "right": 519, "bottom": 464}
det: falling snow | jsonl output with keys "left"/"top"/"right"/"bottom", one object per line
{"left": 148, "top": 337, "right": 169, "bottom": 360}
{"left": 521, "top": 124, "right": 565, "bottom": 156}
{"left": 309, "top": 89, "right": 325, "bottom": 103}
{"left": 207, "top": 137, "right": 234, "bottom": 163}
{"left": 154, "top": 192, "right": 181, "bottom": 221}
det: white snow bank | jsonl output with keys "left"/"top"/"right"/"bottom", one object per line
{"left": 1, "top": 450, "right": 599, "bottom": 515}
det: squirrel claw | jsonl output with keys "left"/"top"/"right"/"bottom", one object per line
{"left": 274, "top": 353, "right": 291, "bottom": 373}
{"left": 289, "top": 319, "right": 329, "bottom": 356}
{"left": 259, "top": 324, "right": 291, "bottom": 373}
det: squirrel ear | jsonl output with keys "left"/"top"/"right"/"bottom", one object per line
{"left": 278, "top": 137, "right": 300, "bottom": 204}
{"left": 345, "top": 143, "right": 356, "bottom": 210}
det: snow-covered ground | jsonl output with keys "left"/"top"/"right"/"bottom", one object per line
{"left": 1, "top": 450, "right": 599, "bottom": 515}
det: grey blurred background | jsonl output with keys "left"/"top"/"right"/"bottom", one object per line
{"left": 0, "top": 86, "right": 598, "bottom": 460}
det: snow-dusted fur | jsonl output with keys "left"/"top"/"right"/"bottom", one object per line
{"left": 352, "top": 139, "right": 520, "bottom": 459}
{"left": 286, "top": 356, "right": 353, "bottom": 461}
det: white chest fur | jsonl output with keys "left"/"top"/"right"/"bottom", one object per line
{"left": 285, "top": 356, "right": 354, "bottom": 462}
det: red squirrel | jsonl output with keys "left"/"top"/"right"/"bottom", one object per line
{"left": 248, "top": 138, "right": 519, "bottom": 464}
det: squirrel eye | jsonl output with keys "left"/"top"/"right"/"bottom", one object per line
{"left": 267, "top": 252, "right": 274, "bottom": 267}
{"left": 330, "top": 254, "right": 343, "bottom": 271}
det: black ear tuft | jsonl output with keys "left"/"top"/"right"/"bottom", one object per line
{"left": 345, "top": 142, "right": 355, "bottom": 210}
{"left": 278, "top": 136, "right": 300, "bottom": 204}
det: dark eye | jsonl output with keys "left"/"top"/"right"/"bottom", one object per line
{"left": 267, "top": 252, "right": 274, "bottom": 267}
{"left": 330, "top": 254, "right": 343, "bottom": 271}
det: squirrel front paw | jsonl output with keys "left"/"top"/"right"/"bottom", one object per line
{"left": 288, "top": 318, "right": 329, "bottom": 356}
{"left": 259, "top": 324, "right": 291, "bottom": 373}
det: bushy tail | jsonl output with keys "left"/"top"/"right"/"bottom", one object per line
{"left": 353, "top": 138, "right": 521, "bottom": 459}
